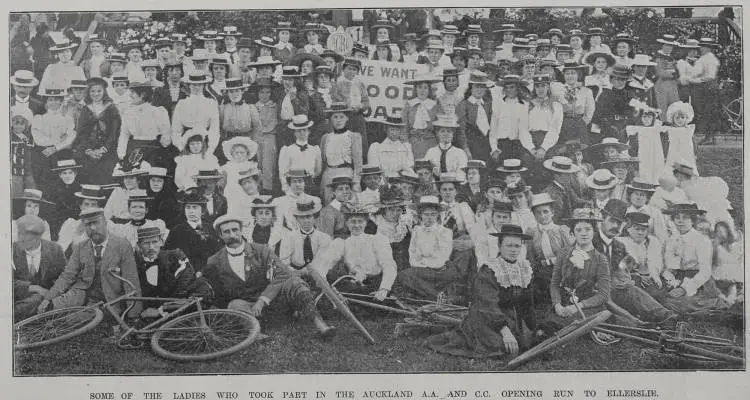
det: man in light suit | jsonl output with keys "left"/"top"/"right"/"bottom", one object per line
{"left": 203, "top": 214, "right": 335, "bottom": 337}
{"left": 13, "top": 215, "right": 66, "bottom": 321}
{"left": 37, "top": 208, "right": 142, "bottom": 319}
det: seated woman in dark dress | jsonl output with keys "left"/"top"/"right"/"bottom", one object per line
{"left": 426, "top": 224, "right": 541, "bottom": 358}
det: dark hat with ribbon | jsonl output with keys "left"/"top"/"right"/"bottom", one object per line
{"left": 79, "top": 207, "right": 106, "bottom": 222}
{"left": 491, "top": 201, "right": 514, "bottom": 214}
{"left": 74, "top": 184, "right": 106, "bottom": 201}
{"left": 181, "top": 70, "right": 212, "bottom": 84}
{"left": 237, "top": 37, "right": 254, "bottom": 49}
{"left": 327, "top": 175, "right": 355, "bottom": 188}
{"left": 249, "top": 195, "right": 276, "bottom": 209}
{"left": 14, "top": 189, "right": 53, "bottom": 205}
{"left": 414, "top": 159, "right": 433, "bottom": 172}
{"left": 137, "top": 226, "right": 163, "bottom": 242}
{"left": 325, "top": 102, "right": 353, "bottom": 116}
{"left": 222, "top": 77, "right": 249, "bottom": 91}
{"left": 38, "top": 87, "right": 67, "bottom": 97}
{"left": 375, "top": 115, "right": 405, "bottom": 127}
{"left": 602, "top": 199, "right": 629, "bottom": 221}
{"left": 293, "top": 198, "right": 322, "bottom": 216}
{"left": 543, "top": 156, "right": 580, "bottom": 174}
{"left": 490, "top": 224, "right": 531, "bottom": 240}
{"left": 320, "top": 49, "right": 344, "bottom": 63}
{"left": 626, "top": 212, "right": 651, "bottom": 228}
{"left": 462, "top": 160, "right": 487, "bottom": 172}
{"left": 662, "top": 202, "right": 706, "bottom": 216}
{"left": 107, "top": 52, "right": 128, "bottom": 64}
{"left": 178, "top": 189, "right": 208, "bottom": 205}
{"left": 555, "top": 44, "right": 573, "bottom": 53}
{"left": 51, "top": 159, "right": 83, "bottom": 172}
{"left": 192, "top": 169, "right": 223, "bottom": 180}
{"left": 626, "top": 177, "right": 657, "bottom": 193}
{"left": 359, "top": 164, "right": 383, "bottom": 176}
{"left": 49, "top": 39, "right": 77, "bottom": 52}
{"left": 485, "top": 178, "right": 506, "bottom": 190}
{"left": 286, "top": 169, "right": 311, "bottom": 182}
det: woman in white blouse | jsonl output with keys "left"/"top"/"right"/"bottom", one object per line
{"left": 559, "top": 61, "right": 595, "bottom": 145}
{"left": 116, "top": 81, "right": 171, "bottom": 163}
{"left": 584, "top": 52, "right": 615, "bottom": 100}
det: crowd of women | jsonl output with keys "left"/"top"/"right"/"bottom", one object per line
{"left": 10, "top": 14, "right": 743, "bottom": 358}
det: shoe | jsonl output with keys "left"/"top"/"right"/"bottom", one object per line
{"left": 318, "top": 326, "right": 337, "bottom": 339}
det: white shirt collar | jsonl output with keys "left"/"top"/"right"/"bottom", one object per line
{"left": 187, "top": 220, "right": 201, "bottom": 229}
{"left": 330, "top": 199, "right": 342, "bottom": 210}
{"left": 25, "top": 243, "right": 42, "bottom": 256}
{"left": 599, "top": 229, "right": 613, "bottom": 245}
{"left": 92, "top": 237, "right": 109, "bottom": 254}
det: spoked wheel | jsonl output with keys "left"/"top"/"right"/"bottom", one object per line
{"left": 724, "top": 97, "right": 743, "bottom": 132}
{"left": 507, "top": 310, "right": 612, "bottom": 369}
{"left": 14, "top": 307, "right": 104, "bottom": 350}
{"left": 150, "top": 309, "right": 260, "bottom": 361}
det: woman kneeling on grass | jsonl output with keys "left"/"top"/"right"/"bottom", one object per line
{"left": 425, "top": 224, "right": 542, "bottom": 357}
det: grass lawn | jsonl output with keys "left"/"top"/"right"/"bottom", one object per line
{"left": 15, "top": 147, "right": 744, "bottom": 375}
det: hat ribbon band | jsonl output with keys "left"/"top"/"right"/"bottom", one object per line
{"left": 551, "top": 161, "right": 571, "bottom": 170}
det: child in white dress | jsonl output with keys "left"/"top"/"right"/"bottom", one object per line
{"left": 174, "top": 133, "right": 221, "bottom": 192}
{"left": 662, "top": 101, "right": 697, "bottom": 177}
{"left": 626, "top": 107, "right": 665, "bottom": 184}
{"left": 220, "top": 136, "right": 259, "bottom": 203}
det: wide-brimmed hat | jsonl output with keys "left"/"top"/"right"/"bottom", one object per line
{"left": 601, "top": 154, "right": 639, "bottom": 169}
{"left": 178, "top": 189, "right": 208, "bottom": 205}
{"left": 127, "top": 189, "right": 153, "bottom": 203}
{"left": 656, "top": 34, "right": 680, "bottom": 47}
{"left": 555, "top": 44, "right": 573, "bottom": 54}
{"left": 376, "top": 186, "right": 410, "bottom": 209}
{"left": 291, "top": 52, "right": 325, "bottom": 70}
{"left": 221, "top": 26, "right": 242, "bottom": 37}
{"left": 237, "top": 37, "right": 254, "bottom": 50}
{"left": 10, "top": 70, "right": 39, "bottom": 87}
{"left": 585, "top": 51, "right": 616, "bottom": 66}
{"left": 543, "top": 156, "right": 580, "bottom": 174}
{"left": 679, "top": 39, "right": 700, "bottom": 49}
{"left": 698, "top": 37, "right": 721, "bottom": 49}
{"left": 208, "top": 57, "right": 230, "bottom": 70}
{"left": 221, "top": 78, "right": 250, "bottom": 92}
{"left": 461, "top": 160, "right": 487, "bottom": 172}
{"left": 371, "top": 19, "right": 394, "bottom": 31}
{"left": 75, "top": 184, "right": 106, "bottom": 201}
{"left": 273, "top": 21, "right": 297, "bottom": 32}
{"left": 497, "top": 159, "right": 528, "bottom": 173}
{"left": 546, "top": 28, "right": 564, "bottom": 40}
{"left": 403, "top": 72, "right": 441, "bottom": 86}
{"left": 327, "top": 175, "right": 355, "bottom": 188}
{"left": 464, "top": 24, "right": 483, "bottom": 36}
{"left": 324, "top": 102, "right": 353, "bottom": 116}
{"left": 286, "top": 169, "right": 311, "bottom": 182}
{"left": 147, "top": 166, "right": 172, "bottom": 178}
{"left": 181, "top": 70, "right": 212, "bottom": 84}
{"left": 249, "top": 195, "right": 276, "bottom": 209}
{"left": 587, "top": 137, "right": 630, "bottom": 153}
{"left": 410, "top": 195, "right": 447, "bottom": 212}
{"left": 107, "top": 52, "right": 128, "bottom": 64}
{"left": 626, "top": 177, "right": 657, "bottom": 193}
{"left": 112, "top": 159, "right": 150, "bottom": 178}
{"left": 565, "top": 208, "right": 603, "bottom": 224}
{"left": 38, "top": 87, "right": 68, "bottom": 97}
{"left": 510, "top": 37, "right": 533, "bottom": 49}
{"left": 254, "top": 36, "right": 277, "bottom": 49}
{"left": 51, "top": 159, "right": 82, "bottom": 172}
{"left": 14, "top": 189, "right": 53, "bottom": 205}
{"left": 281, "top": 66, "right": 303, "bottom": 79}
{"left": 170, "top": 33, "right": 189, "bottom": 44}
{"left": 213, "top": 214, "right": 243, "bottom": 231}
{"left": 468, "top": 71, "right": 493, "bottom": 86}
{"left": 609, "top": 63, "right": 632, "bottom": 79}
{"left": 288, "top": 114, "right": 314, "bottom": 130}
{"left": 119, "top": 39, "right": 143, "bottom": 52}
{"left": 223, "top": 136, "right": 258, "bottom": 161}
{"left": 568, "top": 29, "right": 585, "bottom": 39}
{"left": 493, "top": 23, "right": 523, "bottom": 34}
{"left": 602, "top": 199, "right": 630, "bottom": 221}
{"left": 585, "top": 169, "right": 618, "bottom": 190}
{"left": 672, "top": 159, "right": 699, "bottom": 177}
{"left": 626, "top": 212, "right": 651, "bottom": 228}
{"left": 441, "top": 25, "right": 460, "bottom": 36}
{"left": 249, "top": 55, "right": 281, "bottom": 68}
{"left": 359, "top": 164, "right": 383, "bottom": 176}
{"left": 196, "top": 30, "right": 223, "bottom": 41}
{"left": 435, "top": 172, "right": 463, "bottom": 185}
{"left": 631, "top": 54, "right": 656, "bottom": 67}
{"left": 192, "top": 169, "right": 223, "bottom": 180}
{"left": 342, "top": 57, "right": 362, "bottom": 70}
{"left": 530, "top": 193, "right": 557, "bottom": 209}
{"left": 612, "top": 33, "right": 637, "bottom": 46}
{"left": 237, "top": 167, "right": 261, "bottom": 184}
{"left": 662, "top": 203, "right": 705, "bottom": 216}
{"left": 375, "top": 115, "right": 405, "bottom": 127}
{"left": 342, "top": 200, "right": 376, "bottom": 216}
{"left": 86, "top": 33, "right": 108, "bottom": 45}
{"left": 586, "top": 27, "right": 605, "bottom": 37}
{"left": 153, "top": 37, "right": 172, "bottom": 50}
{"left": 392, "top": 169, "right": 420, "bottom": 186}
{"left": 489, "top": 224, "right": 531, "bottom": 241}
{"left": 433, "top": 114, "right": 460, "bottom": 129}
{"left": 320, "top": 49, "right": 344, "bottom": 63}
{"left": 49, "top": 39, "right": 77, "bottom": 52}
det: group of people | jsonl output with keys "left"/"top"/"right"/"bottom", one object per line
{"left": 12, "top": 15, "right": 742, "bottom": 359}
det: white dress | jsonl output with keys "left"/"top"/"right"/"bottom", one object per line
{"left": 626, "top": 123, "right": 665, "bottom": 184}
{"left": 663, "top": 124, "right": 697, "bottom": 177}
{"left": 174, "top": 153, "right": 221, "bottom": 192}
{"left": 221, "top": 160, "right": 259, "bottom": 210}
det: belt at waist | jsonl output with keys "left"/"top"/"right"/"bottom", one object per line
{"left": 327, "top": 163, "right": 353, "bottom": 169}
{"left": 564, "top": 113, "right": 584, "bottom": 119}
{"left": 529, "top": 130, "right": 548, "bottom": 134}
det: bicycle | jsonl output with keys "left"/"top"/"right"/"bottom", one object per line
{"left": 14, "top": 268, "right": 261, "bottom": 361}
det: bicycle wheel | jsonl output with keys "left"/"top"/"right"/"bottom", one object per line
{"left": 724, "top": 98, "right": 743, "bottom": 131}
{"left": 14, "top": 307, "right": 104, "bottom": 351}
{"left": 150, "top": 309, "right": 260, "bottom": 361}
{"left": 507, "top": 310, "right": 612, "bottom": 369}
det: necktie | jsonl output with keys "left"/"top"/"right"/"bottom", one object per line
{"left": 539, "top": 226, "right": 555, "bottom": 260}
{"left": 603, "top": 241, "right": 612, "bottom": 261}
{"left": 26, "top": 252, "right": 39, "bottom": 276}
{"left": 303, "top": 233, "right": 314, "bottom": 265}
{"left": 94, "top": 244, "right": 104, "bottom": 264}
{"left": 440, "top": 147, "right": 450, "bottom": 173}
{"left": 472, "top": 98, "right": 490, "bottom": 136}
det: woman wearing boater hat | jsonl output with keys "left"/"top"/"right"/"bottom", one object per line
{"left": 558, "top": 60, "right": 595, "bottom": 145}
{"left": 39, "top": 38, "right": 84, "bottom": 92}
{"left": 31, "top": 85, "right": 76, "bottom": 188}
{"left": 402, "top": 72, "right": 442, "bottom": 159}
{"left": 456, "top": 71, "right": 494, "bottom": 161}
{"left": 171, "top": 71, "right": 221, "bottom": 156}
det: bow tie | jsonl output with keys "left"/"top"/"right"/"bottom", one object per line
{"left": 142, "top": 257, "right": 158, "bottom": 265}
{"left": 297, "top": 144, "right": 308, "bottom": 152}
{"left": 227, "top": 250, "right": 245, "bottom": 257}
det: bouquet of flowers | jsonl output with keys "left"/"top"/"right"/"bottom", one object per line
{"left": 114, "top": 19, "right": 179, "bottom": 59}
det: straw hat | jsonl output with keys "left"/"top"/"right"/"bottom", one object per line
{"left": 612, "top": 33, "right": 637, "bottom": 46}
{"left": 565, "top": 208, "right": 603, "bottom": 224}
{"left": 14, "top": 189, "right": 53, "bottom": 205}
{"left": 543, "top": 156, "right": 580, "bottom": 174}
{"left": 10, "top": 70, "right": 39, "bottom": 87}
{"left": 221, "top": 78, "right": 250, "bottom": 92}
{"left": 293, "top": 198, "right": 322, "bottom": 216}
{"left": 359, "top": 164, "right": 383, "bottom": 176}
{"left": 248, "top": 55, "right": 281, "bottom": 68}
{"left": 496, "top": 159, "right": 528, "bottom": 173}
{"left": 196, "top": 30, "right": 223, "bottom": 41}
{"left": 49, "top": 39, "right": 77, "bottom": 52}
{"left": 587, "top": 137, "right": 630, "bottom": 153}
{"left": 468, "top": 71, "right": 493, "bottom": 86}
{"left": 181, "top": 71, "right": 212, "bottom": 85}
{"left": 410, "top": 195, "right": 447, "bottom": 212}
{"left": 632, "top": 54, "right": 656, "bottom": 67}
{"left": 50, "top": 159, "right": 82, "bottom": 172}
{"left": 493, "top": 23, "right": 523, "bottom": 34}
{"left": 192, "top": 169, "right": 223, "bottom": 180}
{"left": 530, "top": 193, "right": 557, "bottom": 209}
{"left": 222, "top": 26, "right": 242, "bottom": 37}
{"left": 698, "top": 37, "right": 721, "bottom": 49}
{"left": 223, "top": 136, "right": 258, "bottom": 161}
{"left": 249, "top": 195, "right": 276, "bottom": 210}
{"left": 287, "top": 114, "right": 314, "bottom": 130}
{"left": 585, "top": 51, "right": 616, "bottom": 66}
{"left": 324, "top": 102, "right": 353, "bottom": 116}
{"left": 662, "top": 203, "right": 705, "bottom": 216}
{"left": 461, "top": 160, "right": 487, "bottom": 172}
{"left": 432, "top": 114, "right": 460, "bottom": 129}
{"left": 212, "top": 214, "right": 243, "bottom": 231}
{"left": 610, "top": 64, "right": 632, "bottom": 79}
{"left": 464, "top": 24, "right": 483, "bottom": 35}
{"left": 672, "top": 159, "right": 699, "bottom": 177}
{"left": 137, "top": 226, "right": 163, "bottom": 242}
{"left": 254, "top": 36, "right": 277, "bottom": 49}
{"left": 327, "top": 175, "right": 355, "bottom": 188}
{"left": 374, "top": 115, "right": 405, "bottom": 127}
{"left": 585, "top": 169, "right": 618, "bottom": 190}
{"left": 75, "top": 185, "right": 107, "bottom": 201}
{"left": 656, "top": 34, "right": 680, "bottom": 47}
{"left": 626, "top": 177, "right": 657, "bottom": 193}
{"left": 435, "top": 172, "right": 463, "bottom": 185}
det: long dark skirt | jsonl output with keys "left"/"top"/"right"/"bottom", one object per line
{"left": 692, "top": 81, "right": 721, "bottom": 135}
{"left": 560, "top": 116, "right": 590, "bottom": 145}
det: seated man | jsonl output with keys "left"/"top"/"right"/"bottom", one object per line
{"left": 37, "top": 208, "right": 142, "bottom": 319}
{"left": 13, "top": 215, "right": 66, "bottom": 321}
{"left": 309, "top": 201, "right": 398, "bottom": 302}
{"left": 134, "top": 226, "right": 214, "bottom": 318}
{"left": 204, "top": 214, "right": 335, "bottom": 337}
{"left": 279, "top": 199, "right": 332, "bottom": 270}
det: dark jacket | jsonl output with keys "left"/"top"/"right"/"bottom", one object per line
{"left": 135, "top": 248, "right": 213, "bottom": 307}
{"left": 152, "top": 83, "right": 190, "bottom": 121}
{"left": 13, "top": 240, "right": 66, "bottom": 300}
{"left": 163, "top": 220, "right": 223, "bottom": 274}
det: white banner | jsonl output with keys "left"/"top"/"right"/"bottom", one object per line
{"left": 357, "top": 59, "right": 431, "bottom": 120}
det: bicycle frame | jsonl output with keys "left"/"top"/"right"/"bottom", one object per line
{"left": 104, "top": 295, "right": 205, "bottom": 340}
